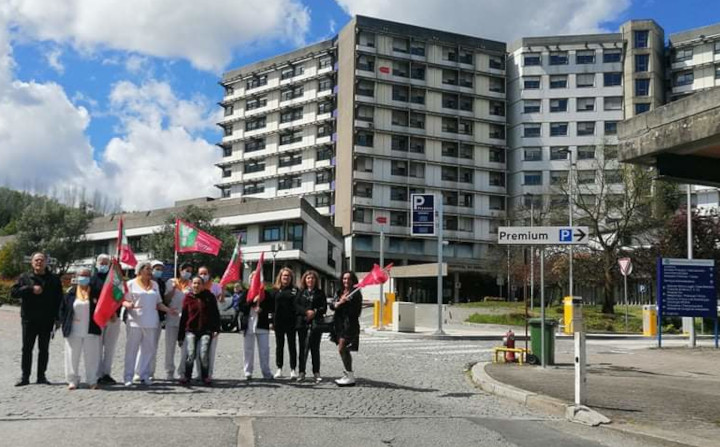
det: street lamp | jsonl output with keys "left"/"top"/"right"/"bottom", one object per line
{"left": 525, "top": 193, "right": 535, "bottom": 311}
{"left": 271, "top": 243, "right": 280, "bottom": 282}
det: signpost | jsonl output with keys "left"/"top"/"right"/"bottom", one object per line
{"left": 657, "top": 258, "right": 718, "bottom": 348}
{"left": 377, "top": 216, "right": 386, "bottom": 330}
{"left": 411, "top": 194, "right": 444, "bottom": 334}
{"left": 619, "top": 257, "right": 633, "bottom": 332}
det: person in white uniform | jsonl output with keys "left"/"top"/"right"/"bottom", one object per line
{"left": 92, "top": 254, "right": 119, "bottom": 385}
{"left": 164, "top": 262, "right": 193, "bottom": 380}
{"left": 59, "top": 268, "right": 101, "bottom": 390}
{"left": 239, "top": 272, "right": 274, "bottom": 380}
{"left": 122, "top": 261, "right": 177, "bottom": 386}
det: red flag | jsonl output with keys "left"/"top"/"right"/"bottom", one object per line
{"left": 117, "top": 217, "right": 137, "bottom": 268}
{"left": 357, "top": 263, "right": 394, "bottom": 288}
{"left": 246, "top": 252, "right": 265, "bottom": 303}
{"left": 93, "top": 259, "right": 127, "bottom": 328}
{"left": 219, "top": 237, "right": 242, "bottom": 287}
{"left": 175, "top": 219, "right": 222, "bottom": 256}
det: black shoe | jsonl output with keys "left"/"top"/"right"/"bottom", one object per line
{"left": 104, "top": 375, "right": 117, "bottom": 385}
{"left": 36, "top": 377, "right": 51, "bottom": 385}
{"left": 15, "top": 378, "right": 30, "bottom": 387}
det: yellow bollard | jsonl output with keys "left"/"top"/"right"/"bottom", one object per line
{"left": 563, "top": 296, "right": 574, "bottom": 334}
{"left": 373, "top": 301, "right": 380, "bottom": 328}
{"left": 643, "top": 305, "right": 657, "bottom": 336}
{"left": 383, "top": 292, "right": 395, "bottom": 326}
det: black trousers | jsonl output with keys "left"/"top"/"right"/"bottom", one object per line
{"left": 274, "top": 326, "right": 296, "bottom": 369}
{"left": 21, "top": 320, "right": 54, "bottom": 380}
{"left": 297, "top": 327, "right": 322, "bottom": 374}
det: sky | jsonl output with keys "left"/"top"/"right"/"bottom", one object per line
{"left": 0, "top": 0, "right": 718, "bottom": 211}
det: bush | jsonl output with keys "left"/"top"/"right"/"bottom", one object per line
{"left": 0, "top": 279, "right": 18, "bottom": 306}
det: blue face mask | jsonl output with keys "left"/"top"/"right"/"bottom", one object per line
{"left": 77, "top": 276, "right": 90, "bottom": 286}
{"left": 152, "top": 269, "right": 164, "bottom": 279}
{"left": 97, "top": 265, "right": 109, "bottom": 274}
{"left": 181, "top": 271, "right": 192, "bottom": 280}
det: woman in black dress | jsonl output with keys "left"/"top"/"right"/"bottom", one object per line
{"left": 330, "top": 271, "right": 362, "bottom": 387}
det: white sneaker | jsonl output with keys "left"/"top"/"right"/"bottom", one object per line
{"left": 124, "top": 381, "right": 133, "bottom": 387}
{"left": 133, "top": 374, "right": 141, "bottom": 382}
{"left": 314, "top": 373, "right": 322, "bottom": 383}
{"left": 335, "top": 371, "right": 356, "bottom": 387}
{"left": 297, "top": 372, "right": 305, "bottom": 381}
{"left": 142, "top": 378, "right": 153, "bottom": 386}
{"left": 334, "top": 371, "right": 347, "bottom": 385}
{"left": 290, "top": 369, "right": 298, "bottom": 379}
{"left": 273, "top": 368, "right": 283, "bottom": 379}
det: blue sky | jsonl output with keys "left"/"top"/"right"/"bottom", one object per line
{"left": 1, "top": 0, "right": 718, "bottom": 211}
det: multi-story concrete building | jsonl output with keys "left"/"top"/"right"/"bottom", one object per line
{"left": 668, "top": 23, "right": 720, "bottom": 213}
{"left": 217, "top": 40, "right": 338, "bottom": 216}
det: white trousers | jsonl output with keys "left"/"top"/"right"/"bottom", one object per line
{"left": 65, "top": 335, "right": 100, "bottom": 386}
{"left": 97, "top": 318, "right": 120, "bottom": 378}
{"left": 138, "top": 327, "right": 162, "bottom": 377}
{"left": 177, "top": 333, "right": 218, "bottom": 379}
{"left": 243, "top": 329, "right": 271, "bottom": 378}
{"left": 164, "top": 325, "right": 180, "bottom": 379}
{"left": 125, "top": 326, "right": 157, "bottom": 383}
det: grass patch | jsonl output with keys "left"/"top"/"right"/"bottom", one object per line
{"left": 467, "top": 311, "right": 538, "bottom": 327}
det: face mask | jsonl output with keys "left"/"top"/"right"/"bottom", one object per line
{"left": 181, "top": 271, "right": 192, "bottom": 280}
{"left": 97, "top": 265, "right": 109, "bottom": 274}
{"left": 77, "top": 276, "right": 90, "bottom": 286}
{"left": 199, "top": 274, "right": 210, "bottom": 282}
{"left": 152, "top": 270, "right": 164, "bottom": 279}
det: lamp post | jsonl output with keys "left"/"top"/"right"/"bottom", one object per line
{"left": 271, "top": 243, "right": 280, "bottom": 282}
{"left": 559, "top": 148, "right": 575, "bottom": 299}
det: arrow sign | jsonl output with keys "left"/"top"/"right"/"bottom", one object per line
{"left": 498, "top": 226, "right": 590, "bottom": 245}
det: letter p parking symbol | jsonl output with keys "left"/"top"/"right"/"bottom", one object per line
{"left": 559, "top": 229, "right": 572, "bottom": 242}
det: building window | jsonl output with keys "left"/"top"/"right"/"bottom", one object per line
{"left": 441, "top": 166, "right": 458, "bottom": 182}
{"left": 489, "top": 55, "right": 505, "bottom": 70}
{"left": 459, "top": 71, "right": 474, "bottom": 88}
{"left": 603, "top": 49, "right": 622, "bottom": 63}
{"left": 390, "top": 186, "right": 408, "bottom": 202}
{"left": 245, "top": 116, "right": 266, "bottom": 131}
{"left": 490, "top": 100, "right": 504, "bottom": 116}
{"left": 524, "top": 171, "right": 542, "bottom": 186}
{"left": 635, "top": 78, "right": 650, "bottom": 96}
{"left": 280, "top": 107, "right": 303, "bottom": 124}
{"left": 391, "top": 135, "right": 409, "bottom": 152}
{"left": 577, "top": 97, "right": 595, "bottom": 112}
{"left": 459, "top": 96, "right": 474, "bottom": 112}
{"left": 524, "top": 124, "right": 541, "bottom": 138}
{"left": 225, "top": 85, "right": 234, "bottom": 96}
{"left": 442, "top": 142, "right": 458, "bottom": 158}
{"left": 549, "top": 75, "right": 567, "bottom": 88}
{"left": 245, "top": 138, "right": 265, "bottom": 153}
{"left": 635, "top": 103, "right": 651, "bottom": 114}
{"left": 279, "top": 152, "right": 302, "bottom": 168}
{"left": 604, "top": 145, "right": 618, "bottom": 159}
{"left": 674, "top": 71, "right": 694, "bottom": 87}
{"left": 489, "top": 147, "right": 504, "bottom": 163}
{"left": 392, "top": 85, "right": 409, "bottom": 102}
{"left": 442, "top": 46, "right": 457, "bottom": 62}
{"left": 391, "top": 160, "right": 408, "bottom": 176}
{"left": 489, "top": 77, "right": 505, "bottom": 93}
{"left": 224, "top": 104, "right": 233, "bottom": 117}
{"left": 604, "top": 72, "right": 622, "bottom": 87}
{"left": 576, "top": 50, "right": 595, "bottom": 64}
{"left": 392, "top": 60, "right": 409, "bottom": 77}
{"left": 442, "top": 93, "right": 458, "bottom": 109}
{"left": 246, "top": 95, "right": 267, "bottom": 111}
{"left": 317, "top": 124, "right": 332, "bottom": 138}
{"left": 357, "top": 80, "right": 374, "bottom": 97}
{"left": 550, "top": 122, "right": 568, "bottom": 136}
{"left": 281, "top": 64, "right": 304, "bottom": 80}
{"left": 246, "top": 75, "right": 267, "bottom": 90}
{"left": 549, "top": 51, "right": 568, "bottom": 65}
{"left": 550, "top": 171, "right": 568, "bottom": 185}
{"left": 318, "top": 77, "right": 333, "bottom": 92}
{"left": 278, "top": 176, "right": 301, "bottom": 190}
{"left": 550, "top": 98, "right": 568, "bottom": 112}
{"left": 409, "top": 137, "right": 425, "bottom": 154}
{"left": 353, "top": 207, "right": 372, "bottom": 224}
{"left": 261, "top": 225, "right": 281, "bottom": 242}
{"left": 715, "top": 41, "right": 720, "bottom": 54}
{"left": 391, "top": 110, "right": 409, "bottom": 126}
{"left": 318, "top": 101, "right": 334, "bottom": 115}
{"left": 279, "top": 130, "right": 303, "bottom": 145}
{"left": 524, "top": 100, "right": 541, "bottom": 113}
{"left": 316, "top": 194, "right": 331, "bottom": 207}
{"left": 674, "top": 48, "right": 693, "bottom": 62}
{"left": 443, "top": 216, "right": 458, "bottom": 231}
{"left": 443, "top": 191, "right": 458, "bottom": 206}
{"left": 409, "top": 162, "right": 425, "bottom": 179}
{"left": 635, "top": 54, "right": 649, "bottom": 72}
{"left": 359, "top": 31, "right": 375, "bottom": 47}
{"left": 319, "top": 56, "right": 333, "bottom": 70}
{"left": 222, "top": 146, "right": 232, "bottom": 157}
{"left": 355, "top": 131, "right": 373, "bottom": 147}
{"left": 489, "top": 195, "right": 504, "bottom": 210}
{"left": 524, "top": 147, "right": 542, "bottom": 161}
{"left": 410, "top": 41, "right": 426, "bottom": 56}
{"left": 550, "top": 146, "right": 568, "bottom": 160}
{"left": 243, "top": 160, "right": 265, "bottom": 174}
{"left": 326, "top": 241, "right": 335, "bottom": 267}
{"left": 316, "top": 146, "right": 332, "bottom": 161}
{"left": 577, "top": 170, "right": 596, "bottom": 184}
{"left": 577, "top": 145, "right": 595, "bottom": 159}
{"left": 393, "top": 37, "right": 409, "bottom": 53}
{"left": 410, "top": 64, "right": 426, "bottom": 80}
{"left": 460, "top": 193, "right": 473, "bottom": 207}
{"left": 442, "top": 117, "right": 458, "bottom": 133}
{"left": 409, "top": 112, "right": 425, "bottom": 129}
{"left": 604, "top": 170, "right": 622, "bottom": 184}
{"left": 604, "top": 121, "right": 618, "bottom": 135}
{"left": 281, "top": 85, "right": 304, "bottom": 101}
{"left": 442, "top": 69, "right": 458, "bottom": 85}
{"left": 222, "top": 168, "right": 232, "bottom": 178}
{"left": 354, "top": 156, "right": 373, "bottom": 173}
{"left": 523, "top": 76, "right": 540, "bottom": 89}
{"left": 489, "top": 171, "right": 505, "bottom": 187}
{"left": 577, "top": 121, "right": 595, "bottom": 136}
{"left": 576, "top": 73, "right": 595, "bottom": 88}
{"left": 243, "top": 182, "right": 264, "bottom": 195}
{"left": 715, "top": 64, "right": 720, "bottom": 79}
{"left": 634, "top": 30, "right": 649, "bottom": 48}
{"left": 356, "top": 105, "right": 374, "bottom": 122}
{"left": 357, "top": 54, "right": 375, "bottom": 72}
{"left": 221, "top": 188, "right": 231, "bottom": 199}
{"left": 604, "top": 96, "right": 623, "bottom": 111}
{"left": 353, "top": 182, "right": 373, "bottom": 198}
{"left": 524, "top": 53, "right": 541, "bottom": 66}
{"left": 390, "top": 211, "right": 408, "bottom": 227}
{"left": 458, "top": 49, "right": 473, "bottom": 64}
{"left": 488, "top": 124, "right": 503, "bottom": 139}
{"left": 410, "top": 88, "right": 426, "bottom": 104}
{"left": 223, "top": 125, "right": 233, "bottom": 137}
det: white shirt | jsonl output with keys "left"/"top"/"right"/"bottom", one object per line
{"left": 164, "top": 279, "right": 190, "bottom": 327}
{"left": 125, "top": 279, "right": 161, "bottom": 328}
{"left": 71, "top": 298, "right": 90, "bottom": 338}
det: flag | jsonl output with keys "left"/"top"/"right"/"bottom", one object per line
{"left": 117, "top": 217, "right": 137, "bottom": 268}
{"left": 357, "top": 263, "right": 394, "bottom": 288}
{"left": 175, "top": 219, "right": 223, "bottom": 256}
{"left": 219, "top": 237, "right": 242, "bottom": 287}
{"left": 246, "top": 252, "right": 265, "bottom": 303}
{"left": 93, "top": 259, "right": 127, "bottom": 328}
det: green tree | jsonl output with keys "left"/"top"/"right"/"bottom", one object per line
{"left": 0, "top": 240, "right": 24, "bottom": 279}
{"left": 142, "top": 205, "right": 237, "bottom": 277}
{"left": 14, "top": 200, "right": 93, "bottom": 274}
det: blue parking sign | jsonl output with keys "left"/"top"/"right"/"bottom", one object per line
{"left": 411, "top": 194, "right": 436, "bottom": 236}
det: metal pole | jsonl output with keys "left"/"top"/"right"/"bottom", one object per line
{"left": 507, "top": 245, "right": 511, "bottom": 301}
{"left": 574, "top": 302, "right": 586, "bottom": 405}
{"left": 379, "top": 227, "right": 385, "bottom": 330}
{"left": 540, "top": 247, "right": 546, "bottom": 368}
{"left": 688, "top": 186, "right": 696, "bottom": 348}
{"left": 569, "top": 153, "right": 574, "bottom": 299}
{"left": 436, "top": 195, "right": 445, "bottom": 335}
{"left": 530, "top": 199, "right": 534, "bottom": 311}
{"left": 624, "top": 273, "right": 629, "bottom": 332}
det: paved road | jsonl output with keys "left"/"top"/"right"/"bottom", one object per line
{"left": 0, "top": 308, "right": 680, "bottom": 446}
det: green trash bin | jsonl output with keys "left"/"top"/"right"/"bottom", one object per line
{"left": 528, "top": 318, "right": 557, "bottom": 365}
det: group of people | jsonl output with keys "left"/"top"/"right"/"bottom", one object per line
{"left": 11, "top": 252, "right": 363, "bottom": 390}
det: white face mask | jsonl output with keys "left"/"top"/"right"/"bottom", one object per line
{"left": 181, "top": 271, "right": 192, "bottom": 280}
{"left": 199, "top": 274, "right": 210, "bottom": 282}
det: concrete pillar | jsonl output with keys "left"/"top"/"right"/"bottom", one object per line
{"left": 453, "top": 272, "right": 460, "bottom": 303}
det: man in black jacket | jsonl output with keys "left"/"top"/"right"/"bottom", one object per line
{"left": 10, "top": 252, "right": 63, "bottom": 386}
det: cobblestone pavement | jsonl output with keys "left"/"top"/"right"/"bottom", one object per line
{"left": 0, "top": 308, "right": 680, "bottom": 446}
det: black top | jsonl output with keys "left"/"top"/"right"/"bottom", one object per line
{"left": 273, "top": 285, "right": 299, "bottom": 330}
{"left": 11, "top": 269, "right": 63, "bottom": 323}
{"left": 59, "top": 286, "right": 102, "bottom": 337}
{"left": 294, "top": 288, "right": 327, "bottom": 330}
{"left": 330, "top": 288, "right": 363, "bottom": 345}
{"left": 238, "top": 293, "right": 275, "bottom": 332}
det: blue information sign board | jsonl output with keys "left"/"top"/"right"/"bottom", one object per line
{"left": 411, "top": 194, "right": 435, "bottom": 236}
{"left": 657, "top": 258, "right": 716, "bottom": 318}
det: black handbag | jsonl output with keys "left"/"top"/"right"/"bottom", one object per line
{"left": 312, "top": 314, "right": 335, "bottom": 333}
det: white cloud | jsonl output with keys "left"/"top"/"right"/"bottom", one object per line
{"left": 45, "top": 46, "right": 64, "bottom": 74}
{"left": 6, "top": 0, "right": 311, "bottom": 71}
{"left": 334, "top": 0, "right": 631, "bottom": 42}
